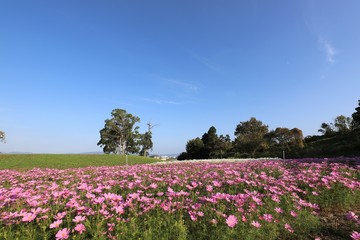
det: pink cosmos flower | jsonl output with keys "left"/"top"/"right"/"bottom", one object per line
{"left": 31, "top": 207, "right": 43, "bottom": 214}
{"left": 290, "top": 210, "right": 298, "bottom": 218}
{"left": 56, "top": 228, "right": 70, "bottom": 239}
{"left": 191, "top": 181, "right": 198, "bottom": 188}
{"left": 93, "top": 197, "right": 105, "bottom": 204}
{"left": 74, "top": 223, "right": 86, "bottom": 234}
{"left": 275, "top": 207, "right": 283, "bottom": 213}
{"left": 351, "top": 231, "right": 360, "bottom": 240}
{"left": 263, "top": 214, "right": 273, "bottom": 222}
{"left": 252, "top": 196, "right": 262, "bottom": 205}
{"left": 271, "top": 195, "right": 280, "bottom": 203}
{"left": 189, "top": 211, "right": 197, "bottom": 221}
{"left": 63, "top": 180, "right": 70, "bottom": 185}
{"left": 226, "top": 215, "right": 238, "bottom": 228}
{"left": 251, "top": 220, "right": 261, "bottom": 228}
{"left": 107, "top": 223, "right": 115, "bottom": 231}
{"left": 113, "top": 205, "right": 124, "bottom": 214}
{"left": 50, "top": 219, "right": 63, "bottom": 229}
{"left": 21, "top": 213, "right": 36, "bottom": 222}
{"left": 346, "top": 211, "right": 359, "bottom": 221}
{"left": 212, "top": 180, "right": 221, "bottom": 187}
{"left": 284, "top": 223, "right": 294, "bottom": 233}
{"left": 149, "top": 183, "right": 158, "bottom": 189}
{"left": 85, "top": 193, "right": 95, "bottom": 199}
{"left": 55, "top": 212, "right": 67, "bottom": 220}
{"left": 73, "top": 215, "right": 86, "bottom": 223}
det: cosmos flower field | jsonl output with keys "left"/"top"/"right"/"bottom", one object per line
{"left": 0, "top": 158, "right": 359, "bottom": 239}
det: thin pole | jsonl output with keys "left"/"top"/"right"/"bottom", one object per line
{"left": 282, "top": 150, "right": 285, "bottom": 160}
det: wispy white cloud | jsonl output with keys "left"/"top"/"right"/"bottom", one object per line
{"left": 139, "top": 98, "right": 183, "bottom": 105}
{"left": 165, "top": 79, "right": 200, "bottom": 92}
{"left": 319, "top": 38, "right": 338, "bottom": 63}
{"left": 190, "top": 52, "right": 222, "bottom": 73}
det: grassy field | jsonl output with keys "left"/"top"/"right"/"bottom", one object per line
{"left": 0, "top": 154, "right": 162, "bottom": 170}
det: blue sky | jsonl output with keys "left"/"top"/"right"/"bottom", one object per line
{"left": 1, "top": 0, "right": 359, "bottom": 154}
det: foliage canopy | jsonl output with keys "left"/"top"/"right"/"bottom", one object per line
{"left": 97, "top": 109, "right": 141, "bottom": 155}
{"left": 0, "top": 131, "right": 5, "bottom": 143}
{"left": 178, "top": 99, "right": 360, "bottom": 160}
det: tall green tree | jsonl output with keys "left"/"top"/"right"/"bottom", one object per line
{"left": 318, "top": 122, "right": 336, "bottom": 137}
{"left": 97, "top": 109, "right": 141, "bottom": 154}
{"left": 319, "top": 115, "right": 352, "bottom": 136}
{"left": 0, "top": 130, "right": 5, "bottom": 143}
{"left": 234, "top": 117, "right": 269, "bottom": 157}
{"left": 139, "top": 122, "right": 157, "bottom": 157}
{"left": 201, "top": 126, "right": 220, "bottom": 158}
{"left": 272, "top": 128, "right": 293, "bottom": 151}
{"left": 181, "top": 127, "right": 233, "bottom": 160}
{"left": 290, "top": 128, "right": 304, "bottom": 148}
{"left": 186, "top": 137, "right": 205, "bottom": 159}
{"left": 351, "top": 100, "right": 360, "bottom": 130}
{"left": 214, "top": 134, "right": 233, "bottom": 158}
{"left": 266, "top": 127, "right": 304, "bottom": 157}
{"left": 177, "top": 152, "right": 188, "bottom": 160}
{"left": 334, "top": 115, "right": 352, "bottom": 134}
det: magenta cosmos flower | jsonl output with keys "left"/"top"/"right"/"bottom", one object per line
{"left": 74, "top": 224, "right": 86, "bottom": 234}
{"left": 251, "top": 220, "right": 261, "bottom": 228}
{"left": 284, "top": 223, "right": 294, "bottom": 233}
{"left": 263, "top": 214, "right": 273, "bottom": 222}
{"left": 73, "top": 215, "right": 86, "bottom": 223}
{"left": 56, "top": 228, "right": 70, "bottom": 239}
{"left": 351, "top": 231, "right": 360, "bottom": 240}
{"left": 226, "top": 215, "right": 238, "bottom": 228}
{"left": 50, "top": 219, "right": 63, "bottom": 229}
{"left": 21, "top": 213, "right": 36, "bottom": 222}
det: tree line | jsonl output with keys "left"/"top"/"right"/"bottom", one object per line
{"left": 178, "top": 99, "right": 360, "bottom": 160}
{"left": 1, "top": 100, "right": 359, "bottom": 158}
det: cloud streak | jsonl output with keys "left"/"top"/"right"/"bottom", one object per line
{"left": 165, "top": 79, "right": 200, "bottom": 92}
{"left": 190, "top": 52, "right": 222, "bottom": 73}
{"left": 319, "top": 38, "right": 338, "bottom": 63}
{"left": 139, "top": 98, "right": 184, "bottom": 105}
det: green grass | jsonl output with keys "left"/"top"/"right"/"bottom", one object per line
{"left": 0, "top": 154, "right": 162, "bottom": 170}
